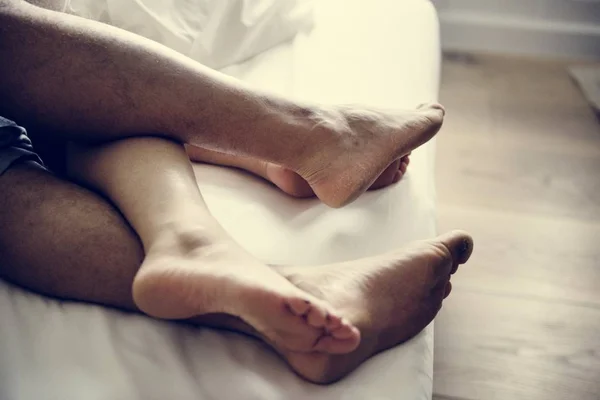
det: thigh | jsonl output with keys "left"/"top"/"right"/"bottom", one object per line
{"left": 0, "top": 161, "right": 144, "bottom": 311}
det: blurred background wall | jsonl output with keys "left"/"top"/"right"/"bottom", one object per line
{"left": 431, "top": 0, "right": 600, "bottom": 60}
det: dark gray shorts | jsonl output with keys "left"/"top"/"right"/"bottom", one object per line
{"left": 0, "top": 116, "right": 45, "bottom": 176}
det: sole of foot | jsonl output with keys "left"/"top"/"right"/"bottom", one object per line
{"left": 264, "top": 154, "right": 411, "bottom": 198}
{"left": 300, "top": 103, "right": 445, "bottom": 208}
{"left": 273, "top": 230, "right": 473, "bottom": 384}
{"left": 185, "top": 146, "right": 411, "bottom": 199}
{"left": 131, "top": 232, "right": 361, "bottom": 354}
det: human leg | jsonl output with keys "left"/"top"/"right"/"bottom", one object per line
{"left": 185, "top": 145, "right": 411, "bottom": 198}
{"left": 0, "top": 162, "right": 143, "bottom": 309}
{"left": 1, "top": 1, "right": 443, "bottom": 207}
{"left": 0, "top": 161, "right": 473, "bottom": 384}
{"left": 66, "top": 137, "right": 360, "bottom": 354}
{"left": 66, "top": 136, "right": 475, "bottom": 384}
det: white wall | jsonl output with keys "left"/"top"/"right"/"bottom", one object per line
{"left": 431, "top": 0, "right": 600, "bottom": 60}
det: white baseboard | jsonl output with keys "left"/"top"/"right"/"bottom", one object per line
{"left": 435, "top": 5, "right": 600, "bottom": 60}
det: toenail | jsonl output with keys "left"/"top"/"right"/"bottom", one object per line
{"left": 431, "top": 103, "right": 446, "bottom": 114}
{"left": 460, "top": 239, "right": 470, "bottom": 257}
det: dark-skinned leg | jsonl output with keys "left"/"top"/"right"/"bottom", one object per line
{"left": 0, "top": 1, "right": 443, "bottom": 208}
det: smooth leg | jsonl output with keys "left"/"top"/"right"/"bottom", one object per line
{"left": 0, "top": 161, "right": 258, "bottom": 337}
{"left": 67, "top": 137, "right": 360, "bottom": 353}
{"left": 0, "top": 162, "right": 474, "bottom": 384}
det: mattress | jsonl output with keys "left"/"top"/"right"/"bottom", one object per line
{"left": 0, "top": 0, "right": 441, "bottom": 399}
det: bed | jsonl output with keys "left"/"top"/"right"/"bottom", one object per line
{"left": 0, "top": 0, "right": 441, "bottom": 398}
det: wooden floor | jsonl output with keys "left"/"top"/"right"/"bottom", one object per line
{"left": 432, "top": 54, "right": 600, "bottom": 400}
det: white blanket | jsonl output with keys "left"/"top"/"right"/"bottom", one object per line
{"left": 0, "top": 0, "right": 441, "bottom": 398}
{"left": 67, "top": 0, "right": 314, "bottom": 69}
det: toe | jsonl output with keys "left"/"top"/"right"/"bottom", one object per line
{"left": 329, "top": 318, "right": 359, "bottom": 340}
{"left": 418, "top": 102, "right": 446, "bottom": 115}
{"left": 313, "top": 330, "right": 361, "bottom": 354}
{"left": 370, "top": 159, "right": 401, "bottom": 190}
{"left": 288, "top": 297, "right": 340, "bottom": 330}
{"left": 325, "top": 313, "right": 344, "bottom": 331}
{"left": 444, "top": 281, "right": 452, "bottom": 298}
{"left": 286, "top": 298, "right": 312, "bottom": 317}
{"left": 305, "top": 304, "right": 330, "bottom": 328}
{"left": 399, "top": 161, "right": 408, "bottom": 175}
{"left": 450, "top": 262, "right": 460, "bottom": 275}
{"left": 436, "top": 230, "right": 474, "bottom": 265}
{"left": 417, "top": 103, "right": 446, "bottom": 127}
{"left": 431, "top": 103, "right": 446, "bottom": 114}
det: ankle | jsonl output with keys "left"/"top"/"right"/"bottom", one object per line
{"left": 257, "top": 98, "right": 341, "bottom": 171}
{"left": 144, "top": 218, "right": 227, "bottom": 254}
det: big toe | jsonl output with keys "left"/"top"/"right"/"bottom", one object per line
{"left": 436, "top": 230, "right": 474, "bottom": 265}
{"left": 416, "top": 103, "right": 446, "bottom": 130}
{"left": 313, "top": 328, "right": 361, "bottom": 354}
{"left": 418, "top": 102, "right": 446, "bottom": 116}
{"left": 397, "top": 104, "right": 446, "bottom": 157}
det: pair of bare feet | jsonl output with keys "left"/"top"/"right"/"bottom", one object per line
{"left": 131, "top": 103, "right": 474, "bottom": 383}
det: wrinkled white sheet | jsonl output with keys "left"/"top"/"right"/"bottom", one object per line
{"left": 67, "top": 0, "right": 314, "bottom": 69}
{"left": 0, "top": 0, "right": 440, "bottom": 399}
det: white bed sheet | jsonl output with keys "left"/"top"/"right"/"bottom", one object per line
{"left": 0, "top": 0, "right": 441, "bottom": 399}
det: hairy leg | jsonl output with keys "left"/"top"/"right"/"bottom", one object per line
{"left": 0, "top": 162, "right": 262, "bottom": 345}
{"left": 0, "top": 160, "right": 260, "bottom": 334}
{"left": 0, "top": 162, "right": 474, "bottom": 384}
{"left": 0, "top": 162, "right": 143, "bottom": 309}
{"left": 1, "top": 1, "right": 443, "bottom": 207}
{"left": 66, "top": 137, "right": 359, "bottom": 354}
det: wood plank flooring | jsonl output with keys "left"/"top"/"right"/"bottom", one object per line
{"left": 432, "top": 53, "right": 600, "bottom": 400}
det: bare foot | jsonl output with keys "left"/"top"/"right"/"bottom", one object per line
{"left": 185, "top": 231, "right": 472, "bottom": 384}
{"left": 186, "top": 145, "right": 410, "bottom": 198}
{"left": 295, "top": 103, "right": 444, "bottom": 207}
{"left": 199, "top": 103, "right": 442, "bottom": 207}
{"left": 188, "top": 103, "right": 440, "bottom": 207}
{"left": 186, "top": 231, "right": 472, "bottom": 384}
{"left": 273, "top": 230, "right": 473, "bottom": 383}
{"left": 132, "top": 227, "right": 361, "bottom": 354}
